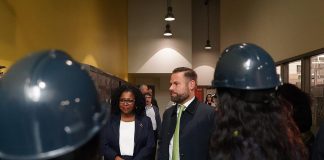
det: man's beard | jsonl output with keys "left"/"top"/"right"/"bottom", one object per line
{"left": 170, "top": 92, "right": 189, "bottom": 104}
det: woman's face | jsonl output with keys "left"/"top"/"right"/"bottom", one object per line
{"left": 207, "top": 95, "right": 212, "bottom": 101}
{"left": 119, "top": 91, "right": 136, "bottom": 115}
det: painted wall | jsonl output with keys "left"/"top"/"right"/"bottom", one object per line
{"left": 192, "top": 0, "right": 220, "bottom": 86}
{"left": 0, "top": 0, "right": 16, "bottom": 69}
{"left": 128, "top": 0, "right": 192, "bottom": 73}
{"left": 220, "top": 0, "right": 324, "bottom": 61}
{"left": 128, "top": 0, "right": 192, "bottom": 114}
{"left": 128, "top": 74, "right": 171, "bottom": 116}
{"left": 128, "top": 0, "right": 221, "bottom": 112}
{"left": 0, "top": 0, "right": 128, "bottom": 79}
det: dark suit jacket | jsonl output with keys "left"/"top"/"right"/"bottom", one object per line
{"left": 150, "top": 105, "right": 162, "bottom": 135}
{"left": 152, "top": 98, "right": 159, "bottom": 108}
{"left": 158, "top": 98, "right": 215, "bottom": 160}
{"left": 102, "top": 114, "right": 155, "bottom": 160}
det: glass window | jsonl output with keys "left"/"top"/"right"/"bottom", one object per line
{"left": 288, "top": 60, "right": 301, "bottom": 88}
{"left": 311, "top": 54, "right": 324, "bottom": 86}
{"left": 311, "top": 54, "right": 324, "bottom": 127}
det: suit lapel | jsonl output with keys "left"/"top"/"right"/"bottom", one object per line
{"left": 134, "top": 116, "right": 143, "bottom": 148}
{"left": 111, "top": 115, "right": 121, "bottom": 144}
{"left": 184, "top": 98, "right": 198, "bottom": 115}
{"left": 167, "top": 105, "right": 178, "bottom": 141}
{"left": 166, "top": 99, "right": 198, "bottom": 141}
{"left": 180, "top": 98, "right": 198, "bottom": 132}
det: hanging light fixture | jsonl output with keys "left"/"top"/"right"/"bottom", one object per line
{"left": 165, "top": 7, "right": 175, "bottom": 21}
{"left": 165, "top": 0, "right": 175, "bottom": 21}
{"left": 205, "top": 40, "right": 212, "bottom": 50}
{"left": 204, "top": 0, "right": 212, "bottom": 50}
{"left": 163, "top": 24, "right": 172, "bottom": 36}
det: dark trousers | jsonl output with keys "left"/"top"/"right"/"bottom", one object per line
{"left": 152, "top": 130, "right": 158, "bottom": 160}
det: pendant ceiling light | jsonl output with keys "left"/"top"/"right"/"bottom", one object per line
{"left": 165, "top": 0, "right": 175, "bottom": 21}
{"left": 205, "top": 40, "right": 212, "bottom": 50}
{"left": 204, "top": 0, "right": 212, "bottom": 50}
{"left": 163, "top": 24, "right": 172, "bottom": 37}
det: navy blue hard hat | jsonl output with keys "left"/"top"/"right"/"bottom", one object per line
{"left": 212, "top": 43, "right": 280, "bottom": 90}
{"left": 0, "top": 50, "right": 108, "bottom": 159}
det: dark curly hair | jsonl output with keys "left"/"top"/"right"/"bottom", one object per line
{"left": 277, "top": 83, "right": 312, "bottom": 133}
{"left": 209, "top": 88, "right": 307, "bottom": 160}
{"left": 110, "top": 84, "right": 145, "bottom": 116}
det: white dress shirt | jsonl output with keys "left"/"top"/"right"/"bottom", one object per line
{"left": 119, "top": 120, "right": 135, "bottom": 156}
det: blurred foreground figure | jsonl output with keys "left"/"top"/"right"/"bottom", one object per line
{"left": 278, "top": 83, "right": 314, "bottom": 159}
{"left": 0, "top": 50, "right": 108, "bottom": 160}
{"left": 210, "top": 43, "right": 307, "bottom": 160}
{"left": 312, "top": 123, "right": 324, "bottom": 160}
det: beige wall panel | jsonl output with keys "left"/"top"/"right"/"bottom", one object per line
{"left": 220, "top": 0, "right": 324, "bottom": 61}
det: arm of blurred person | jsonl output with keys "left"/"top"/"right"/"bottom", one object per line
{"left": 313, "top": 123, "right": 324, "bottom": 160}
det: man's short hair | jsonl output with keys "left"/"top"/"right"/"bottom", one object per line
{"left": 139, "top": 84, "right": 149, "bottom": 89}
{"left": 172, "top": 67, "right": 197, "bottom": 82}
{"left": 143, "top": 92, "right": 152, "bottom": 97}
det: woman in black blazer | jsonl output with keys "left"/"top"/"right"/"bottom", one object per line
{"left": 102, "top": 85, "right": 155, "bottom": 160}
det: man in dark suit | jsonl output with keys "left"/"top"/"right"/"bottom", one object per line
{"left": 144, "top": 93, "right": 162, "bottom": 139}
{"left": 158, "top": 67, "right": 215, "bottom": 160}
{"left": 140, "top": 84, "right": 159, "bottom": 108}
{"left": 144, "top": 92, "right": 162, "bottom": 159}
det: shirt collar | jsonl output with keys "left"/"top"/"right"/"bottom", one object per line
{"left": 145, "top": 104, "right": 153, "bottom": 109}
{"left": 180, "top": 96, "right": 195, "bottom": 110}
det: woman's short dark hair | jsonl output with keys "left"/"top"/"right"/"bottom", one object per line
{"left": 110, "top": 84, "right": 145, "bottom": 116}
{"left": 210, "top": 88, "right": 307, "bottom": 160}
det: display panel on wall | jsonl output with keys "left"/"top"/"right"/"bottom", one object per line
{"left": 82, "top": 64, "right": 127, "bottom": 104}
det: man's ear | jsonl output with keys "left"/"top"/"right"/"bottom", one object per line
{"left": 189, "top": 80, "right": 196, "bottom": 90}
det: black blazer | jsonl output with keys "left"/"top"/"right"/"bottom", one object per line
{"left": 158, "top": 98, "right": 215, "bottom": 160}
{"left": 151, "top": 105, "right": 162, "bottom": 134}
{"left": 102, "top": 114, "right": 155, "bottom": 160}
